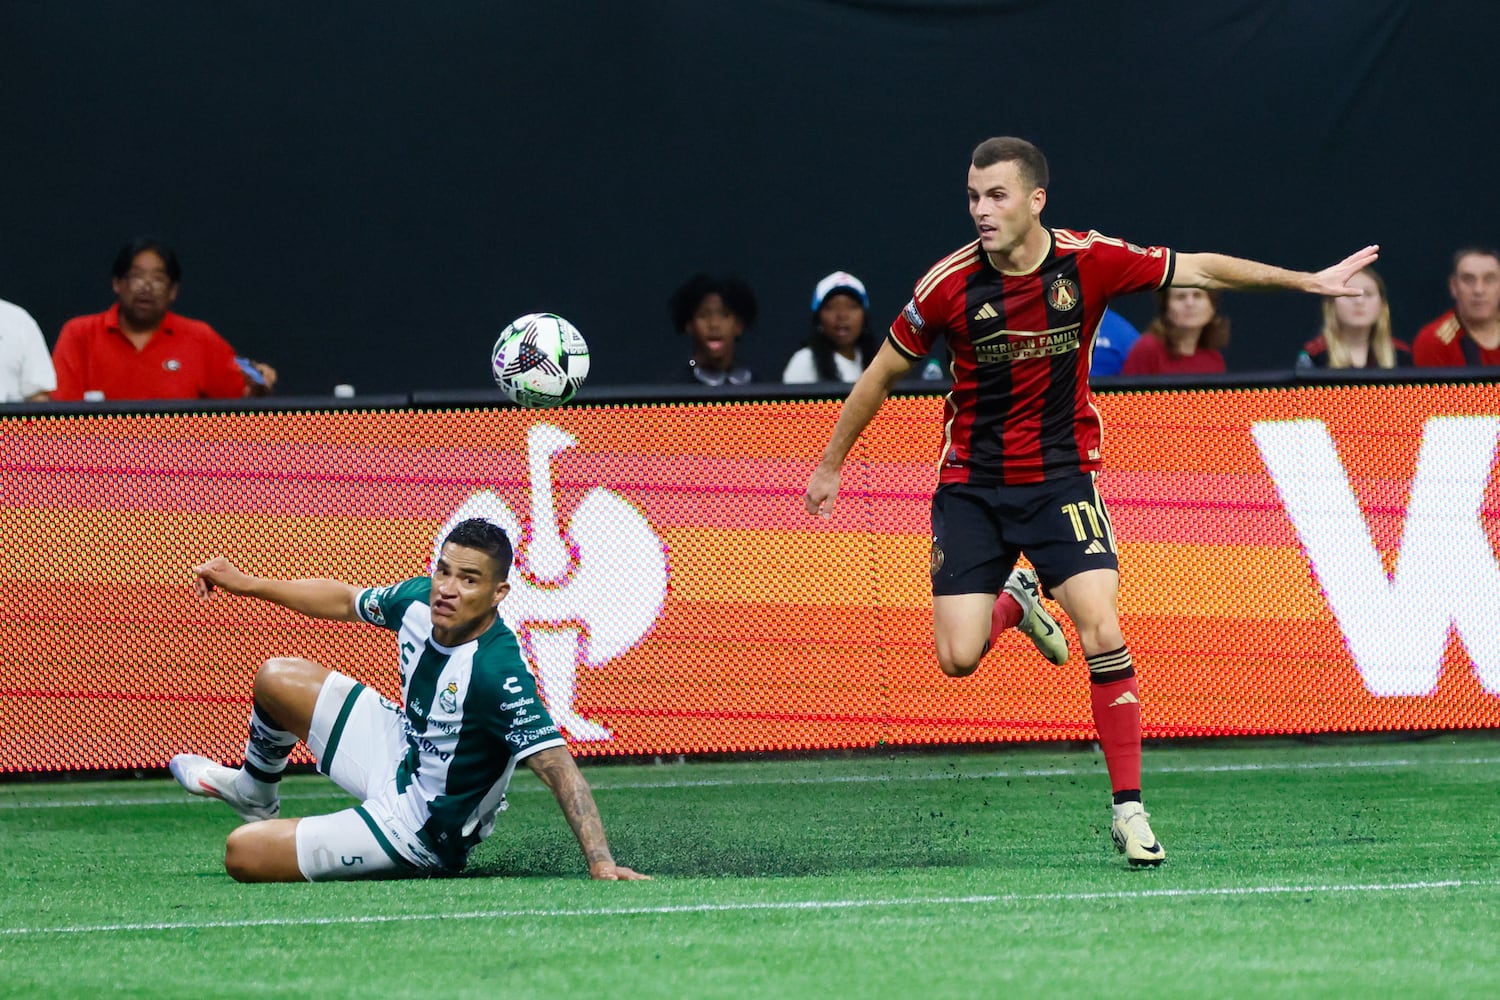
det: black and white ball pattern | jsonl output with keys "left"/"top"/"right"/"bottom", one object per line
{"left": 491, "top": 313, "right": 590, "bottom": 407}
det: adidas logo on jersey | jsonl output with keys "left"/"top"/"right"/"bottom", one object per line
{"left": 973, "top": 302, "right": 999, "bottom": 321}
{"left": 1109, "top": 691, "right": 1139, "bottom": 707}
{"left": 1084, "top": 540, "right": 1108, "bottom": 555}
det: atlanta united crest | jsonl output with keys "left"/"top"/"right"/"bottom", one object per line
{"left": 929, "top": 538, "right": 944, "bottom": 576}
{"left": 1048, "top": 277, "right": 1080, "bottom": 312}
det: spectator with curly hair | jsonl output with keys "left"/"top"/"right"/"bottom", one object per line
{"left": 667, "top": 273, "right": 758, "bottom": 386}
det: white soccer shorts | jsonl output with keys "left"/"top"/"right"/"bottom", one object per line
{"left": 294, "top": 673, "right": 436, "bottom": 882}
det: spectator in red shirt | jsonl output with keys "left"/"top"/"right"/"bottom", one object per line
{"left": 1119, "top": 286, "right": 1229, "bottom": 376}
{"left": 51, "top": 238, "right": 277, "bottom": 401}
{"left": 1413, "top": 248, "right": 1500, "bottom": 368}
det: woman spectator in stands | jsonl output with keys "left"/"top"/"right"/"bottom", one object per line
{"left": 668, "top": 273, "right": 758, "bottom": 386}
{"left": 1120, "top": 286, "right": 1229, "bottom": 376}
{"left": 782, "top": 271, "right": 881, "bottom": 384}
{"left": 1295, "top": 266, "right": 1411, "bottom": 369}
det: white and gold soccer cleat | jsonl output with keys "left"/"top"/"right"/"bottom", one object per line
{"left": 1111, "top": 801, "right": 1166, "bottom": 867}
{"left": 1003, "top": 567, "right": 1069, "bottom": 666}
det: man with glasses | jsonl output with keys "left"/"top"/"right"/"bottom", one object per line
{"left": 51, "top": 237, "right": 276, "bottom": 401}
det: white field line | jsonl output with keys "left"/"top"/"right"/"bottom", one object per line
{"left": 3, "top": 879, "right": 1496, "bottom": 938}
{"left": 1, "top": 754, "right": 1496, "bottom": 811}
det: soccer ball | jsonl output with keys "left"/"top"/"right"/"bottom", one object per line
{"left": 490, "top": 313, "right": 590, "bottom": 407}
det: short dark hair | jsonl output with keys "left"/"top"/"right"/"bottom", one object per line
{"left": 971, "top": 136, "right": 1049, "bottom": 192}
{"left": 669, "top": 273, "right": 759, "bottom": 333}
{"left": 443, "top": 518, "right": 514, "bottom": 578}
{"left": 112, "top": 237, "right": 182, "bottom": 283}
{"left": 1451, "top": 247, "right": 1500, "bottom": 274}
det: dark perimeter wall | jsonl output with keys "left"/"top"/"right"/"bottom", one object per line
{"left": 2, "top": 0, "right": 1497, "bottom": 395}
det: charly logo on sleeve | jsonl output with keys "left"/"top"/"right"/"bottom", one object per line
{"left": 361, "top": 589, "right": 387, "bottom": 625}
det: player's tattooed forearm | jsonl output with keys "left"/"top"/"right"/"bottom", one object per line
{"left": 562, "top": 790, "right": 611, "bottom": 863}
{"left": 526, "top": 746, "right": 572, "bottom": 788}
{"left": 529, "top": 748, "right": 611, "bottom": 862}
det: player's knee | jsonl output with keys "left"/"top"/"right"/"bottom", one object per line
{"left": 932, "top": 608, "right": 990, "bottom": 678}
{"left": 1075, "top": 624, "right": 1126, "bottom": 657}
{"left": 223, "top": 827, "right": 264, "bottom": 883}
{"left": 936, "top": 648, "right": 982, "bottom": 677}
{"left": 935, "top": 634, "right": 985, "bottom": 676}
{"left": 253, "top": 657, "right": 310, "bottom": 700}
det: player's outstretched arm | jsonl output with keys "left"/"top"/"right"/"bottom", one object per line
{"left": 192, "top": 556, "right": 362, "bottom": 622}
{"left": 804, "top": 341, "right": 914, "bottom": 519}
{"left": 525, "top": 746, "right": 649, "bottom": 881}
{"left": 1173, "top": 245, "right": 1379, "bottom": 296}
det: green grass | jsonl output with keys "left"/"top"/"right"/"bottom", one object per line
{"left": 2, "top": 735, "right": 1498, "bottom": 999}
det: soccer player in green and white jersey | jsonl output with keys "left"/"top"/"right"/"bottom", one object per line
{"left": 169, "top": 518, "right": 647, "bottom": 882}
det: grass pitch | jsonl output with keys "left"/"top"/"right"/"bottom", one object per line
{"left": 2, "top": 735, "right": 1497, "bottom": 999}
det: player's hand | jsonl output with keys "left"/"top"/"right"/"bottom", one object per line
{"left": 589, "top": 860, "right": 651, "bottom": 880}
{"left": 192, "top": 556, "right": 255, "bottom": 599}
{"left": 251, "top": 361, "right": 278, "bottom": 394}
{"left": 1312, "top": 244, "right": 1380, "bottom": 296}
{"left": 804, "top": 462, "right": 841, "bottom": 518}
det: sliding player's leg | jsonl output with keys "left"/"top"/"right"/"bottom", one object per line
{"left": 171, "top": 657, "right": 335, "bottom": 821}
{"left": 219, "top": 807, "right": 419, "bottom": 883}
{"left": 219, "top": 817, "right": 303, "bottom": 882}
{"left": 196, "top": 672, "right": 419, "bottom": 882}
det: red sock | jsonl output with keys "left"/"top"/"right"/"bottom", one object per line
{"left": 990, "top": 592, "right": 1022, "bottom": 642}
{"left": 1089, "top": 674, "right": 1142, "bottom": 795}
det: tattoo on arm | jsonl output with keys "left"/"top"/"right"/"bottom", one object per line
{"left": 527, "top": 747, "right": 613, "bottom": 866}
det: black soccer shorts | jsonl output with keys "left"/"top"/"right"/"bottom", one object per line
{"left": 929, "top": 474, "right": 1119, "bottom": 596}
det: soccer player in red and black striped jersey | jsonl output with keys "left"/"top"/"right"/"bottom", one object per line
{"left": 804, "top": 136, "right": 1378, "bottom": 866}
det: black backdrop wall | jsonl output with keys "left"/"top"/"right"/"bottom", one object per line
{"left": 2, "top": 0, "right": 1496, "bottom": 395}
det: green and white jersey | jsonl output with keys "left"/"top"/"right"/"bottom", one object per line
{"left": 355, "top": 577, "right": 565, "bottom": 870}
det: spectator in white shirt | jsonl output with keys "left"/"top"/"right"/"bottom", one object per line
{"left": 0, "top": 297, "right": 56, "bottom": 402}
{"left": 782, "top": 271, "right": 880, "bottom": 384}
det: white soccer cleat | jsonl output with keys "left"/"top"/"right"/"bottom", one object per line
{"left": 1111, "top": 801, "right": 1165, "bottom": 867}
{"left": 169, "top": 753, "right": 279, "bottom": 823}
{"left": 1003, "top": 567, "right": 1069, "bottom": 666}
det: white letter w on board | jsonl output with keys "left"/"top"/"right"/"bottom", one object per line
{"left": 1252, "top": 417, "right": 1500, "bottom": 696}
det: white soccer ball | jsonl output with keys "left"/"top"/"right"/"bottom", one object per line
{"left": 490, "top": 313, "right": 590, "bottom": 408}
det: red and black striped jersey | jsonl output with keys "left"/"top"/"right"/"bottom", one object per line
{"left": 890, "top": 228, "right": 1174, "bottom": 485}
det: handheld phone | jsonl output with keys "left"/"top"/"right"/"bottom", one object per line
{"left": 235, "top": 357, "right": 267, "bottom": 386}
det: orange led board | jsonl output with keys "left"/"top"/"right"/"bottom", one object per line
{"left": 2, "top": 382, "right": 1497, "bottom": 772}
